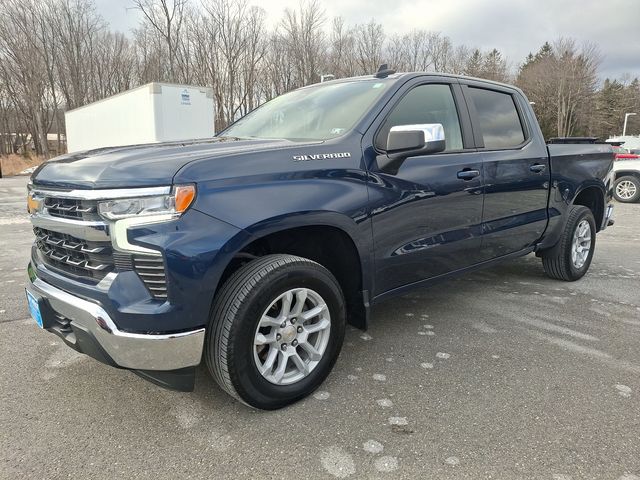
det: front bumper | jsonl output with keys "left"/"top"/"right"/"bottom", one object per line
{"left": 26, "top": 272, "right": 205, "bottom": 373}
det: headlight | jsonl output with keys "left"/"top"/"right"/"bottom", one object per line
{"left": 98, "top": 184, "right": 196, "bottom": 220}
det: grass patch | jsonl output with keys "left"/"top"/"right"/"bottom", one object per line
{"left": 0, "top": 154, "right": 45, "bottom": 176}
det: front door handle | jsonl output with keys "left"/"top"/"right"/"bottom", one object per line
{"left": 530, "top": 163, "right": 547, "bottom": 173}
{"left": 457, "top": 169, "right": 480, "bottom": 180}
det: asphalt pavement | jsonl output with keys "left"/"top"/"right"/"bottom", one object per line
{"left": 1, "top": 175, "right": 639, "bottom": 479}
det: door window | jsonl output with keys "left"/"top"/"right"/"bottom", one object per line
{"left": 376, "top": 84, "right": 463, "bottom": 151}
{"left": 467, "top": 87, "right": 525, "bottom": 149}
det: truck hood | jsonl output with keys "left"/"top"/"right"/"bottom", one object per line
{"left": 31, "top": 137, "right": 314, "bottom": 189}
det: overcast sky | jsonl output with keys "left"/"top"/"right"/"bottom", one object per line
{"left": 96, "top": 0, "right": 640, "bottom": 80}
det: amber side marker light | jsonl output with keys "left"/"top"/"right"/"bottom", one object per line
{"left": 175, "top": 185, "right": 196, "bottom": 213}
{"left": 27, "top": 193, "right": 41, "bottom": 214}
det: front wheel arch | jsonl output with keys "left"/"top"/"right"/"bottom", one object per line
{"left": 215, "top": 221, "right": 370, "bottom": 330}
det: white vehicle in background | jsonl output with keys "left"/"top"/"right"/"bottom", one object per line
{"left": 612, "top": 158, "right": 640, "bottom": 203}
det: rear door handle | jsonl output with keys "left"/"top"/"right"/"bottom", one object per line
{"left": 530, "top": 163, "right": 547, "bottom": 173}
{"left": 457, "top": 169, "right": 480, "bottom": 180}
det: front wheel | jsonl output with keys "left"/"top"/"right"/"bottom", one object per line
{"left": 613, "top": 175, "right": 640, "bottom": 203}
{"left": 541, "top": 205, "right": 596, "bottom": 281}
{"left": 205, "top": 254, "right": 345, "bottom": 409}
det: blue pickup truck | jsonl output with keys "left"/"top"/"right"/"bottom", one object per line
{"left": 26, "top": 70, "right": 614, "bottom": 409}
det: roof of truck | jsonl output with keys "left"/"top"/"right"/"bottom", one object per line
{"left": 309, "top": 71, "right": 519, "bottom": 91}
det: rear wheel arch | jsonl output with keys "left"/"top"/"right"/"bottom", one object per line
{"left": 572, "top": 185, "right": 605, "bottom": 231}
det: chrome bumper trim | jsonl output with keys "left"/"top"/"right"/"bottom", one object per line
{"left": 27, "top": 276, "right": 204, "bottom": 371}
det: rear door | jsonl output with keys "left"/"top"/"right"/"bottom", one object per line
{"left": 365, "top": 78, "right": 485, "bottom": 296}
{"left": 460, "top": 82, "right": 551, "bottom": 259}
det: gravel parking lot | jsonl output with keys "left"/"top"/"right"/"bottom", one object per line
{"left": 1, "top": 175, "right": 639, "bottom": 479}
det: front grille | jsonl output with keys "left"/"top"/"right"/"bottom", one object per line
{"left": 32, "top": 190, "right": 169, "bottom": 300}
{"left": 34, "top": 227, "right": 114, "bottom": 279}
{"left": 35, "top": 226, "right": 168, "bottom": 298}
{"left": 44, "top": 197, "right": 100, "bottom": 221}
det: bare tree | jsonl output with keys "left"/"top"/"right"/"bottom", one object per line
{"left": 0, "top": 0, "right": 51, "bottom": 157}
{"left": 52, "top": 0, "right": 106, "bottom": 109}
{"left": 518, "top": 39, "right": 600, "bottom": 138}
{"left": 133, "top": 0, "right": 189, "bottom": 82}
{"left": 327, "top": 17, "right": 357, "bottom": 78}
{"left": 553, "top": 39, "right": 600, "bottom": 137}
{"left": 280, "top": 0, "right": 327, "bottom": 86}
{"left": 353, "top": 21, "right": 386, "bottom": 74}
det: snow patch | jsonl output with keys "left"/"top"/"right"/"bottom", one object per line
{"left": 320, "top": 446, "right": 356, "bottom": 478}
{"left": 388, "top": 416, "right": 408, "bottom": 426}
{"left": 616, "top": 384, "right": 632, "bottom": 398}
{"left": 374, "top": 456, "right": 398, "bottom": 472}
{"left": 363, "top": 440, "right": 384, "bottom": 454}
{"left": 376, "top": 398, "right": 393, "bottom": 408}
{"left": 314, "top": 390, "right": 331, "bottom": 400}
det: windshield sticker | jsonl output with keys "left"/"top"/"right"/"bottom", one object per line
{"left": 293, "top": 152, "right": 352, "bottom": 162}
{"left": 372, "top": 83, "right": 385, "bottom": 89}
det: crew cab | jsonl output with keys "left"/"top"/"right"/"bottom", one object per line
{"left": 25, "top": 71, "right": 614, "bottom": 409}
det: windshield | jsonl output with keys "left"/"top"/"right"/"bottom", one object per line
{"left": 222, "top": 80, "right": 390, "bottom": 141}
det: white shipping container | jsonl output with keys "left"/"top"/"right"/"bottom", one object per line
{"left": 64, "top": 82, "right": 214, "bottom": 153}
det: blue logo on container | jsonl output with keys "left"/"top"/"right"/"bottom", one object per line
{"left": 181, "top": 89, "right": 191, "bottom": 105}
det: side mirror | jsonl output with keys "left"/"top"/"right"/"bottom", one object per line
{"left": 377, "top": 123, "right": 446, "bottom": 174}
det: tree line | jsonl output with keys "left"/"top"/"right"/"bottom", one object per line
{"left": 1, "top": 0, "right": 638, "bottom": 158}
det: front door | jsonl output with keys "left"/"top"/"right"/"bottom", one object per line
{"left": 366, "top": 80, "right": 485, "bottom": 296}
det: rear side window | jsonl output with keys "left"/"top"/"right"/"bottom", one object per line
{"left": 467, "top": 87, "right": 525, "bottom": 149}
{"left": 376, "top": 84, "right": 463, "bottom": 151}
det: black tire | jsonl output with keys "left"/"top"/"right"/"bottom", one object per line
{"left": 541, "top": 205, "right": 596, "bottom": 281}
{"left": 613, "top": 175, "right": 640, "bottom": 203}
{"left": 205, "top": 254, "right": 346, "bottom": 409}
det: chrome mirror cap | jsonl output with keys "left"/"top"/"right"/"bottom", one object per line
{"left": 379, "top": 123, "right": 446, "bottom": 174}
{"left": 389, "top": 123, "right": 445, "bottom": 144}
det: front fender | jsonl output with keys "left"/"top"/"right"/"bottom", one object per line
{"left": 128, "top": 170, "right": 374, "bottom": 330}
{"left": 190, "top": 169, "right": 373, "bottom": 283}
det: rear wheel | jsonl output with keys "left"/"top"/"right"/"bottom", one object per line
{"left": 613, "top": 175, "right": 640, "bottom": 203}
{"left": 541, "top": 205, "right": 596, "bottom": 281}
{"left": 205, "top": 254, "right": 345, "bottom": 409}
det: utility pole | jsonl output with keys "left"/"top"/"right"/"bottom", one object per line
{"left": 623, "top": 112, "right": 637, "bottom": 136}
